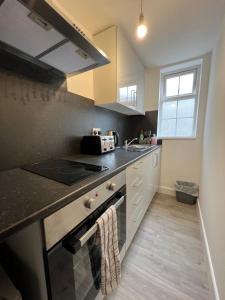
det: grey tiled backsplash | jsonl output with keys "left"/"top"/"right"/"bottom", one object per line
{"left": 0, "top": 68, "right": 158, "bottom": 171}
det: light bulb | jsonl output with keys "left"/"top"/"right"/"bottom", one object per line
{"left": 137, "top": 23, "right": 147, "bottom": 39}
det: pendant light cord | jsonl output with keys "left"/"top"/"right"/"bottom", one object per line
{"left": 139, "top": 0, "right": 144, "bottom": 22}
{"left": 137, "top": 0, "right": 147, "bottom": 38}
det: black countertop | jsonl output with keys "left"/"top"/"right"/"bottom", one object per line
{"left": 0, "top": 146, "right": 160, "bottom": 241}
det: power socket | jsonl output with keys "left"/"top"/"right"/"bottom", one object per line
{"left": 92, "top": 128, "right": 101, "bottom": 135}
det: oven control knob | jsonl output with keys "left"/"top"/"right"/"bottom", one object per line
{"left": 107, "top": 182, "right": 116, "bottom": 191}
{"left": 84, "top": 198, "right": 95, "bottom": 209}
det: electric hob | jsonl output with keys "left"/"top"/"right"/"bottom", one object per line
{"left": 22, "top": 159, "right": 109, "bottom": 186}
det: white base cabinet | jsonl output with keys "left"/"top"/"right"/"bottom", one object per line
{"left": 126, "top": 148, "right": 161, "bottom": 249}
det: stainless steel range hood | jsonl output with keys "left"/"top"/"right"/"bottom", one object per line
{"left": 0, "top": 0, "right": 109, "bottom": 81}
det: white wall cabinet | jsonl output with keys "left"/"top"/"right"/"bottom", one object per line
{"left": 93, "top": 26, "right": 145, "bottom": 115}
{"left": 126, "top": 148, "right": 161, "bottom": 249}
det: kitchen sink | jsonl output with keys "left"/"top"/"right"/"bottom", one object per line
{"left": 124, "top": 144, "right": 156, "bottom": 152}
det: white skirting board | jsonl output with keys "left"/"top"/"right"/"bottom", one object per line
{"left": 159, "top": 186, "right": 176, "bottom": 196}
{"left": 197, "top": 199, "right": 220, "bottom": 300}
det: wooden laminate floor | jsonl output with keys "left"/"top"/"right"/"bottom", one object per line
{"left": 107, "top": 193, "right": 210, "bottom": 300}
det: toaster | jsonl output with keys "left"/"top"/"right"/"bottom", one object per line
{"left": 81, "top": 136, "right": 115, "bottom": 155}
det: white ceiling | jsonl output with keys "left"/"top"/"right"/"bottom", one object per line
{"left": 54, "top": 0, "right": 225, "bottom": 67}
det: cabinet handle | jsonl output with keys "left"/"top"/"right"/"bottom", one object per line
{"left": 153, "top": 153, "right": 158, "bottom": 168}
{"left": 133, "top": 207, "right": 144, "bottom": 223}
{"left": 132, "top": 178, "right": 144, "bottom": 187}
{"left": 133, "top": 195, "right": 144, "bottom": 206}
{"left": 156, "top": 153, "right": 159, "bottom": 167}
{"left": 133, "top": 161, "right": 144, "bottom": 170}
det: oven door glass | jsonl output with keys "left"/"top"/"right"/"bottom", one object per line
{"left": 46, "top": 187, "right": 126, "bottom": 300}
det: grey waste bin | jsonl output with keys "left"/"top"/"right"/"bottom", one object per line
{"left": 175, "top": 181, "right": 199, "bottom": 204}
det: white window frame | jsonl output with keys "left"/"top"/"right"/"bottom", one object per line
{"left": 157, "top": 61, "right": 202, "bottom": 139}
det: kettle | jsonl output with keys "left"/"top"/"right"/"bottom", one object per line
{"left": 107, "top": 130, "right": 119, "bottom": 147}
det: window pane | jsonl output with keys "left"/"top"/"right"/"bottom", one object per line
{"left": 160, "top": 119, "right": 176, "bottom": 137}
{"left": 162, "top": 101, "right": 177, "bottom": 119}
{"left": 179, "top": 73, "right": 194, "bottom": 95}
{"left": 177, "top": 99, "right": 195, "bottom": 118}
{"left": 166, "top": 76, "right": 179, "bottom": 97}
{"left": 176, "top": 118, "right": 194, "bottom": 137}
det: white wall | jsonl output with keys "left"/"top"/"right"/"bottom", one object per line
{"left": 145, "top": 54, "right": 211, "bottom": 194}
{"left": 144, "top": 67, "right": 160, "bottom": 111}
{"left": 199, "top": 15, "right": 225, "bottom": 300}
{"left": 67, "top": 71, "right": 94, "bottom": 100}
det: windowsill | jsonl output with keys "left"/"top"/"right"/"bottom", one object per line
{"left": 158, "top": 136, "right": 197, "bottom": 140}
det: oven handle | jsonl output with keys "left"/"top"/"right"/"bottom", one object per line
{"left": 63, "top": 195, "right": 125, "bottom": 253}
{"left": 79, "top": 195, "right": 125, "bottom": 247}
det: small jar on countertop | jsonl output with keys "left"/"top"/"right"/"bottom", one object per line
{"left": 151, "top": 134, "right": 157, "bottom": 145}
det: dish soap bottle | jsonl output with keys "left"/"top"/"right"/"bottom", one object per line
{"left": 151, "top": 134, "right": 157, "bottom": 145}
{"left": 139, "top": 129, "right": 144, "bottom": 144}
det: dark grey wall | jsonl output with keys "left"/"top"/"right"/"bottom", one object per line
{"left": 129, "top": 111, "right": 158, "bottom": 137}
{"left": 0, "top": 68, "right": 158, "bottom": 172}
{"left": 0, "top": 68, "right": 131, "bottom": 171}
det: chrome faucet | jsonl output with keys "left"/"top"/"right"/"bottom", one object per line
{"left": 124, "top": 138, "right": 138, "bottom": 150}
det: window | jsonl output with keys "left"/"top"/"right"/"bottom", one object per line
{"left": 157, "top": 64, "right": 201, "bottom": 138}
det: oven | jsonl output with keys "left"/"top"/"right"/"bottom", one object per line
{"left": 45, "top": 185, "right": 126, "bottom": 300}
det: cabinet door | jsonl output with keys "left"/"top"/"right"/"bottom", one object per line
{"left": 117, "top": 74, "right": 144, "bottom": 113}
{"left": 126, "top": 159, "right": 145, "bottom": 248}
{"left": 152, "top": 148, "right": 161, "bottom": 195}
{"left": 117, "top": 29, "right": 145, "bottom": 113}
{"left": 125, "top": 150, "right": 161, "bottom": 251}
{"left": 93, "top": 26, "right": 117, "bottom": 104}
{"left": 143, "top": 153, "right": 154, "bottom": 209}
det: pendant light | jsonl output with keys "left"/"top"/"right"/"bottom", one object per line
{"left": 136, "top": 0, "right": 147, "bottom": 39}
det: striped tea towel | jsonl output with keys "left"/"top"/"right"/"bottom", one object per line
{"left": 96, "top": 205, "right": 121, "bottom": 296}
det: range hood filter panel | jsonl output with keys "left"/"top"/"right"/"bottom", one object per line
{"left": 39, "top": 41, "right": 96, "bottom": 74}
{"left": 0, "top": 0, "right": 65, "bottom": 57}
